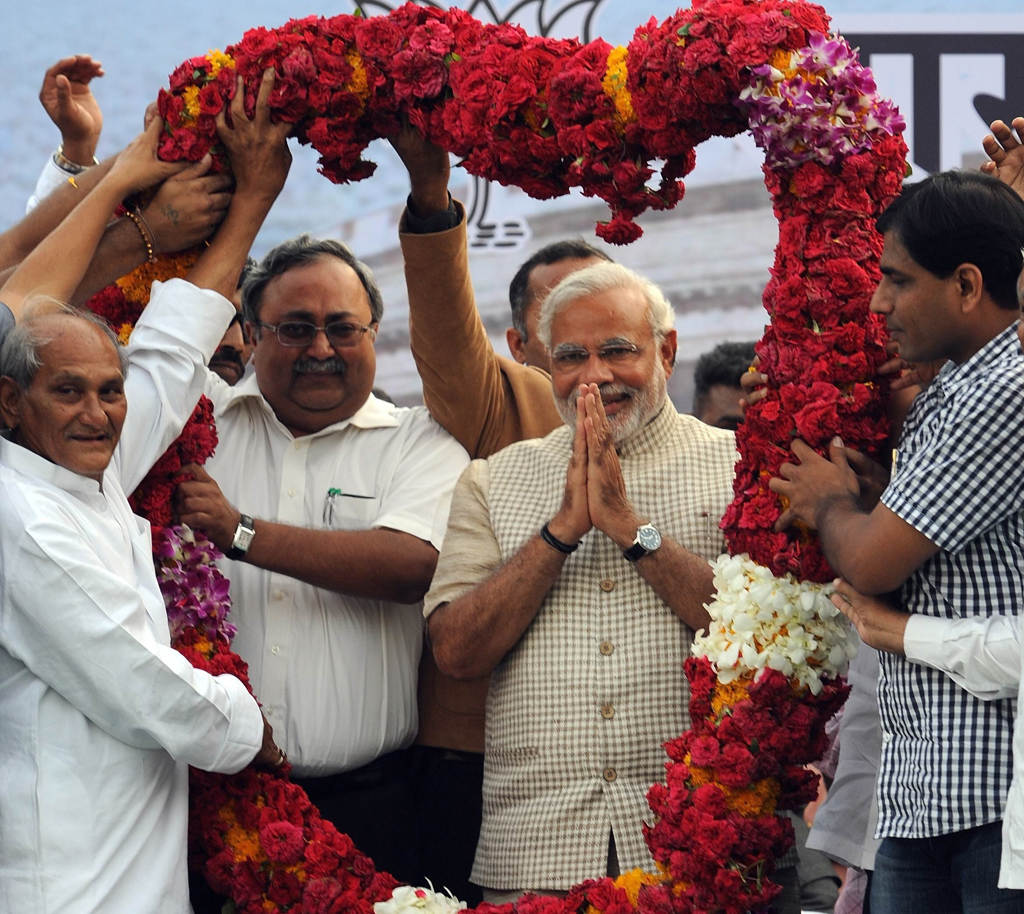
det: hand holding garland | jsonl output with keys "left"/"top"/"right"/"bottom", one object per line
{"left": 829, "top": 579, "right": 909, "bottom": 655}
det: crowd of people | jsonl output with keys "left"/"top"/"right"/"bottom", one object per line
{"left": 3, "top": 53, "right": 1024, "bottom": 914}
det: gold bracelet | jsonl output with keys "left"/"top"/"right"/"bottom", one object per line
{"left": 124, "top": 208, "right": 157, "bottom": 264}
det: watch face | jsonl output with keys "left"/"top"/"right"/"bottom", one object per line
{"left": 637, "top": 524, "right": 661, "bottom": 551}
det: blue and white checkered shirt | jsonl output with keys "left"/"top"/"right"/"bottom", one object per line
{"left": 877, "top": 322, "right": 1024, "bottom": 839}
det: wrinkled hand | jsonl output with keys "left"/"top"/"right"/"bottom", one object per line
{"left": 769, "top": 438, "right": 860, "bottom": 531}
{"left": 830, "top": 578, "right": 908, "bottom": 655}
{"left": 878, "top": 339, "right": 945, "bottom": 392}
{"left": 105, "top": 118, "right": 189, "bottom": 196}
{"left": 253, "top": 712, "right": 288, "bottom": 769}
{"left": 176, "top": 462, "right": 242, "bottom": 553}
{"left": 843, "top": 446, "right": 890, "bottom": 511}
{"left": 548, "top": 394, "right": 592, "bottom": 545}
{"left": 981, "top": 117, "right": 1024, "bottom": 201}
{"left": 581, "top": 384, "right": 642, "bottom": 546}
{"left": 739, "top": 355, "right": 767, "bottom": 410}
{"left": 216, "top": 70, "right": 292, "bottom": 202}
{"left": 40, "top": 55, "right": 104, "bottom": 164}
{"left": 388, "top": 117, "right": 451, "bottom": 216}
{"left": 141, "top": 155, "right": 233, "bottom": 253}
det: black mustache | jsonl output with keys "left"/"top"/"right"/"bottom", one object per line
{"left": 295, "top": 357, "right": 346, "bottom": 375}
{"left": 211, "top": 347, "right": 245, "bottom": 371}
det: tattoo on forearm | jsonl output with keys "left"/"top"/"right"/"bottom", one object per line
{"left": 163, "top": 204, "right": 179, "bottom": 225}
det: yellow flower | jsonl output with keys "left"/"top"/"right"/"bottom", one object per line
{"left": 346, "top": 48, "right": 370, "bottom": 110}
{"left": 206, "top": 49, "right": 235, "bottom": 77}
{"left": 116, "top": 323, "right": 133, "bottom": 345}
{"left": 116, "top": 249, "right": 201, "bottom": 306}
{"left": 183, "top": 85, "right": 201, "bottom": 122}
{"left": 613, "top": 868, "right": 666, "bottom": 906}
{"left": 711, "top": 677, "right": 752, "bottom": 717}
{"left": 602, "top": 46, "right": 636, "bottom": 132}
{"left": 721, "top": 777, "right": 780, "bottom": 818}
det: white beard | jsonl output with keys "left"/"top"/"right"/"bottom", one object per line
{"left": 553, "top": 364, "right": 668, "bottom": 444}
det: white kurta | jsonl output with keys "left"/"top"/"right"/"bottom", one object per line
{"left": 905, "top": 613, "right": 1024, "bottom": 889}
{"left": 0, "top": 279, "right": 264, "bottom": 914}
{"left": 203, "top": 374, "right": 469, "bottom": 777}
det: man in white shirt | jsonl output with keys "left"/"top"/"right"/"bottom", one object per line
{"left": 0, "top": 294, "right": 278, "bottom": 913}
{"left": 176, "top": 233, "right": 470, "bottom": 882}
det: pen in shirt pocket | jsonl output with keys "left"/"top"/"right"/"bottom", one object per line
{"left": 323, "top": 486, "right": 375, "bottom": 525}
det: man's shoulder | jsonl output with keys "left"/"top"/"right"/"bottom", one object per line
{"left": 486, "top": 422, "right": 571, "bottom": 463}
{"left": 0, "top": 465, "right": 78, "bottom": 542}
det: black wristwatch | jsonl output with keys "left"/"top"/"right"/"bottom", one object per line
{"left": 225, "top": 514, "right": 256, "bottom": 560}
{"left": 623, "top": 522, "right": 662, "bottom": 562}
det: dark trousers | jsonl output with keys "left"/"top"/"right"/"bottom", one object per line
{"left": 412, "top": 746, "right": 484, "bottom": 905}
{"left": 871, "top": 821, "right": 1024, "bottom": 914}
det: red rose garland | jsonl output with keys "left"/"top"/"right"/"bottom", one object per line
{"left": 83, "top": 1, "right": 907, "bottom": 911}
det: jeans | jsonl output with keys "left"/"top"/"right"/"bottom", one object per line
{"left": 871, "top": 821, "right": 1024, "bottom": 914}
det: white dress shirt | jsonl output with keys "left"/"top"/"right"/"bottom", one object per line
{"left": 204, "top": 372, "right": 469, "bottom": 777}
{"left": 0, "top": 279, "right": 264, "bottom": 914}
{"left": 905, "top": 613, "right": 1024, "bottom": 889}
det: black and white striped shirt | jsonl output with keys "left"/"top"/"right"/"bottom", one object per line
{"left": 877, "top": 322, "right": 1024, "bottom": 838}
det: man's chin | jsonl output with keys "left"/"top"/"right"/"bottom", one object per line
{"left": 210, "top": 361, "right": 244, "bottom": 385}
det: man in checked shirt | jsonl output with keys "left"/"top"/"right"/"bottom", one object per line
{"left": 770, "top": 169, "right": 1024, "bottom": 914}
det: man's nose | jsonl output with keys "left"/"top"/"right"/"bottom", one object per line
{"left": 578, "top": 352, "right": 615, "bottom": 385}
{"left": 869, "top": 287, "right": 890, "bottom": 315}
{"left": 80, "top": 393, "right": 108, "bottom": 427}
{"left": 305, "top": 327, "right": 335, "bottom": 359}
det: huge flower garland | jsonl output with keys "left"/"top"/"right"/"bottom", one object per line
{"left": 84, "top": 1, "right": 907, "bottom": 911}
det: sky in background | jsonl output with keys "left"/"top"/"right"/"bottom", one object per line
{"left": 2, "top": 0, "right": 1020, "bottom": 253}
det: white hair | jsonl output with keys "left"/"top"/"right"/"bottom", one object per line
{"left": 537, "top": 262, "right": 676, "bottom": 351}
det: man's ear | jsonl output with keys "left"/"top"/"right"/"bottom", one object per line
{"left": 245, "top": 322, "right": 260, "bottom": 350}
{"left": 506, "top": 327, "right": 528, "bottom": 365}
{"left": 660, "top": 329, "right": 678, "bottom": 379}
{"left": 956, "top": 262, "right": 986, "bottom": 314}
{"left": 0, "top": 377, "right": 23, "bottom": 430}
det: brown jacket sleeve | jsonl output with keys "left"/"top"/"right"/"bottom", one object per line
{"left": 400, "top": 201, "right": 561, "bottom": 459}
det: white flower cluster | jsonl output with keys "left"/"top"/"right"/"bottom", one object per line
{"left": 374, "top": 885, "right": 467, "bottom": 914}
{"left": 692, "top": 554, "right": 856, "bottom": 695}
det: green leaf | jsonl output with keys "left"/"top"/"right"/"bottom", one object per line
{"left": 677, "top": 23, "right": 691, "bottom": 38}
{"left": 904, "top": 162, "right": 914, "bottom": 178}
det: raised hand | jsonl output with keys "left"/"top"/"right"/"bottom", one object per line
{"left": 548, "top": 393, "right": 593, "bottom": 545}
{"left": 216, "top": 70, "right": 292, "bottom": 202}
{"left": 141, "top": 156, "right": 233, "bottom": 253}
{"left": 981, "top": 117, "right": 1024, "bottom": 200}
{"left": 388, "top": 117, "right": 451, "bottom": 216}
{"left": 104, "top": 118, "right": 190, "bottom": 197}
{"left": 40, "top": 55, "right": 105, "bottom": 165}
{"left": 581, "top": 384, "right": 643, "bottom": 547}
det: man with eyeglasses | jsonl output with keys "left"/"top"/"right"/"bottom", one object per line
{"left": 423, "top": 262, "right": 741, "bottom": 903}
{"left": 174, "top": 232, "right": 469, "bottom": 886}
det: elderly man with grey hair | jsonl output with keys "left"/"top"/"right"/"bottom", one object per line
{"left": 424, "top": 262, "right": 740, "bottom": 902}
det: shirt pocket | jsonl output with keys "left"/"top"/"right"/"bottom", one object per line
{"left": 320, "top": 491, "right": 379, "bottom": 531}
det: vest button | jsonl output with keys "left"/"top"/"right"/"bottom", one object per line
{"left": 603, "top": 767, "right": 617, "bottom": 782}
{"left": 600, "top": 704, "right": 615, "bottom": 720}
{"left": 599, "top": 641, "right": 614, "bottom": 656}
{"left": 599, "top": 579, "right": 615, "bottom": 592}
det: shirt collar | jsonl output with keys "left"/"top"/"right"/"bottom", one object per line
{"left": 223, "top": 373, "right": 400, "bottom": 438}
{"left": 936, "top": 321, "right": 1022, "bottom": 397}
{"left": 0, "top": 433, "right": 104, "bottom": 496}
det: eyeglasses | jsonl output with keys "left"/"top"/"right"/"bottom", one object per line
{"left": 550, "top": 341, "right": 645, "bottom": 372}
{"left": 258, "top": 320, "right": 376, "bottom": 348}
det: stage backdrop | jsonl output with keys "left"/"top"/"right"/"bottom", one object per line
{"left": 3, "top": 1, "right": 1022, "bottom": 408}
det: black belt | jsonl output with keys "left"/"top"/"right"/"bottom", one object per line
{"left": 295, "top": 748, "right": 413, "bottom": 792}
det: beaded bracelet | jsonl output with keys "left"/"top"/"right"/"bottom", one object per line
{"left": 124, "top": 208, "right": 157, "bottom": 264}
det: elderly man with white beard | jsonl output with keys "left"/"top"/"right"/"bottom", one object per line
{"left": 423, "top": 262, "right": 740, "bottom": 903}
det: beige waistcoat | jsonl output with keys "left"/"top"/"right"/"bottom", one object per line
{"left": 471, "top": 404, "right": 737, "bottom": 890}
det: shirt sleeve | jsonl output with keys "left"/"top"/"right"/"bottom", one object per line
{"left": 881, "top": 367, "right": 1024, "bottom": 551}
{"left": 25, "top": 152, "right": 81, "bottom": 213}
{"left": 423, "top": 460, "right": 502, "bottom": 617}
{"left": 113, "top": 278, "right": 235, "bottom": 495}
{"left": 373, "top": 409, "right": 471, "bottom": 550}
{"left": 0, "top": 506, "right": 264, "bottom": 773}
{"left": 904, "top": 613, "right": 1021, "bottom": 701}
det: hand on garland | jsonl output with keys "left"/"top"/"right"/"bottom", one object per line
{"left": 389, "top": 117, "right": 451, "bottom": 218}
{"left": 142, "top": 155, "right": 233, "bottom": 254}
{"left": 769, "top": 438, "right": 860, "bottom": 531}
{"left": 176, "top": 462, "right": 242, "bottom": 554}
{"left": 829, "top": 578, "right": 909, "bottom": 655}
{"left": 878, "top": 339, "right": 946, "bottom": 393}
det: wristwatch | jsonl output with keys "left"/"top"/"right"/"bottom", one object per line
{"left": 623, "top": 522, "right": 662, "bottom": 562}
{"left": 225, "top": 514, "right": 256, "bottom": 560}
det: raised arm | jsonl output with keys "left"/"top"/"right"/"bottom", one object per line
{"left": 392, "top": 126, "right": 556, "bottom": 457}
{"left": 0, "top": 118, "right": 188, "bottom": 320}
